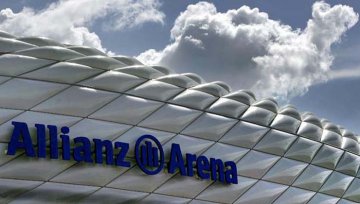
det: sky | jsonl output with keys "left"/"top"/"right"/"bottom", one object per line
{"left": 0, "top": 0, "right": 360, "bottom": 133}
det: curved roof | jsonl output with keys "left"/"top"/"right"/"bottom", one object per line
{"left": 0, "top": 30, "right": 360, "bottom": 203}
{"left": 0, "top": 30, "right": 358, "bottom": 153}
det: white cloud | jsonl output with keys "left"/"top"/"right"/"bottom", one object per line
{"left": 330, "top": 67, "right": 360, "bottom": 80}
{"left": 0, "top": 0, "right": 164, "bottom": 53}
{"left": 138, "top": 1, "right": 358, "bottom": 101}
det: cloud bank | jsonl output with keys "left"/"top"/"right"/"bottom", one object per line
{"left": 0, "top": 0, "right": 164, "bottom": 53}
{"left": 138, "top": 1, "right": 358, "bottom": 101}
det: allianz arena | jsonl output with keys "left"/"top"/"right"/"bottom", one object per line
{"left": 0, "top": 30, "right": 360, "bottom": 204}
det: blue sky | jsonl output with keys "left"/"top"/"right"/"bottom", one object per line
{"left": 1, "top": 0, "right": 360, "bottom": 133}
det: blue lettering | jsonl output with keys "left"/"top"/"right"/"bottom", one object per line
{"left": 60, "top": 127, "right": 71, "bottom": 160}
{"left": 35, "top": 124, "right": 46, "bottom": 158}
{"left": 225, "top": 161, "right": 238, "bottom": 184}
{"left": 197, "top": 156, "right": 210, "bottom": 179}
{"left": 186, "top": 153, "right": 196, "bottom": 177}
{"left": 48, "top": 125, "right": 59, "bottom": 159}
{"left": 210, "top": 158, "right": 225, "bottom": 182}
{"left": 114, "top": 142, "right": 130, "bottom": 167}
{"left": 93, "top": 139, "right": 113, "bottom": 165}
{"left": 73, "top": 136, "right": 92, "bottom": 163}
{"left": 7, "top": 121, "right": 35, "bottom": 157}
{"left": 5, "top": 122, "right": 238, "bottom": 184}
{"left": 168, "top": 143, "right": 186, "bottom": 175}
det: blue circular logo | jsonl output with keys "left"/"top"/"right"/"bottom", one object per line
{"left": 135, "top": 134, "right": 164, "bottom": 175}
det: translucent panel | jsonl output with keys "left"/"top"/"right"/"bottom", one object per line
{"left": 293, "top": 165, "right": 332, "bottom": 191}
{"left": 0, "top": 31, "right": 15, "bottom": 38}
{"left": 127, "top": 80, "right": 184, "bottom": 101}
{"left": 236, "top": 150, "right": 280, "bottom": 179}
{"left": 150, "top": 65, "right": 171, "bottom": 75}
{"left": 67, "top": 46, "right": 106, "bottom": 56}
{"left": 323, "top": 122, "right": 342, "bottom": 134}
{"left": 337, "top": 199, "right": 359, "bottom": 204}
{"left": 311, "top": 145, "right": 344, "bottom": 169}
{"left": 0, "top": 54, "right": 54, "bottom": 76}
{"left": 263, "top": 158, "right": 308, "bottom": 185}
{"left": 321, "top": 130, "right": 342, "bottom": 147}
{"left": 0, "top": 154, "right": 76, "bottom": 181}
{"left": 11, "top": 182, "right": 98, "bottom": 204}
{"left": 284, "top": 137, "right": 322, "bottom": 162}
{"left": 0, "top": 76, "right": 9, "bottom": 84}
{"left": 0, "top": 78, "right": 67, "bottom": 109}
{"left": 0, "top": 108, "right": 22, "bottom": 125}
{"left": 67, "top": 56, "right": 127, "bottom": 70}
{"left": 220, "top": 121, "right": 269, "bottom": 148}
{"left": 241, "top": 106, "right": 276, "bottom": 126}
{"left": 0, "top": 111, "right": 81, "bottom": 143}
{"left": 78, "top": 188, "right": 148, "bottom": 204}
{"left": 307, "top": 193, "right": 339, "bottom": 204}
{"left": 0, "top": 143, "right": 22, "bottom": 166}
{"left": 201, "top": 143, "right": 249, "bottom": 162}
{"left": 0, "top": 178, "right": 42, "bottom": 204}
{"left": 234, "top": 180, "right": 287, "bottom": 204}
{"left": 270, "top": 114, "right": 301, "bottom": 134}
{"left": 182, "top": 73, "right": 204, "bottom": 84}
{"left": 112, "top": 56, "right": 143, "bottom": 66}
{"left": 343, "top": 178, "right": 360, "bottom": 202}
{"left": 113, "top": 126, "right": 175, "bottom": 157}
{"left": 51, "top": 162, "right": 130, "bottom": 186}
{"left": 301, "top": 112, "right": 322, "bottom": 127}
{"left": 162, "top": 135, "right": 214, "bottom": 161}
{"left": 278, "top": 105, "right": 301, "bottom": 120}
{"left": 170, "top": 89, "right": 217, "bottom": 110}
{"left": 0, "top": 38, "right": 35, "bottom": 53}
{"left": 79, "top": 70, "right": 147, "bottom": 92}
{"left": 18, "top": 37, "right": 63, "bottom": 47}
{"left": 319, "top": 172, "right": 354, "bottom": 197}
{"left": 254, "top": 129, "right": 297, "bottom": 156}
{"left": 196, "top": 176, "right": 257, "bottom": 203}
{"left": 107, "top": 166, "right": 173, "bottom": 192}
{"left": 336, "top": 152, "right": 360, "bottom": 176}
{"left": 190, "top": 200, "right": 217, "bottom": 204}
{"left": 252, "top": 99, "right": 278, "bottom": 113}
{"left": 207, "top": 98, "right": 248, "bottom": 118}
{"left": 66, "top": 119, "right": 131, "bottom": 142}
{"left": 273, "top": 187, "right": 315, "bottom": 204}
{"left": 115, "top": 65, "right": 165, "bottom": 79}
{"left": 355, "top": 136, "right": 360, "bottom": 143}
{"left": 342, "top": 129, "right": 357, "bottom": 141}
{"left": 213, "top": 81, "right": 231, "bottom": 92}
{"left": 190, "top": 83, "right": 229, "bottom": 97}
{"left": 15, "top": 46, "right": 85, "bottom": 61}
{"left": 157, "top": 74, "right": 199, "bottom": 88}
{"left": 154, "top": 174, "right": 213, "bottom": 198}
{"left": 223, "top": 90, "right": 255, "bottom": 105}
{"left": 297, "top": 122, "right": 323, "bottom": 141}
{"left": 139, "top": 104, "right": 202, "bottom": 133}
{"left": 90, "top": 95, "right": 162, "bottom": 125}
{"left": 342, "top": 137, "right": 360, "bottom": 155}
{"left": 182, "top": 113, "right": 237, "bottom": 141}
{"left": 140, "top": 194, "right": 191, "bottom": 204}
{"left": 22, "top": 62, "right": 103, "bottom": 84}
{"left": 32, "top": 86, "right": 119, "bottom": 117}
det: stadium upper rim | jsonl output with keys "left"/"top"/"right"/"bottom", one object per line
{"left": 0, "top": 29, "right": 359, "bottom": 154}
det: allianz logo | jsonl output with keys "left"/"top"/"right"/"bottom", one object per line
{"left": 6, "top": 121, "right": 238, "bottom": 184}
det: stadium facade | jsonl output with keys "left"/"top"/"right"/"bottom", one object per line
{"left": 0, "top": 30, "right": 360, "bottom": 204}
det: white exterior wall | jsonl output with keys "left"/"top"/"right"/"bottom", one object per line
{"left": 0, "top": 30, "right": 360, "bottom": 203}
